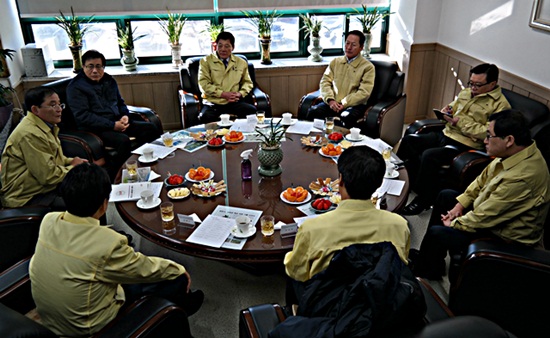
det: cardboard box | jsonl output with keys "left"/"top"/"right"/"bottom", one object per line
{"left": 21, "top": 43, "right": 54, "bottom": 77}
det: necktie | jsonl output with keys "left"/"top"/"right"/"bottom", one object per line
{"left": 223, "top": 59, "right": 228, "bottom": 68}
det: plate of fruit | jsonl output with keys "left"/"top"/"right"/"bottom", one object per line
{"left": 320, "top": 144, "right": 343, "bottom": 158}
{"left": 168, "top": 187, "right": 190, "bottom": 200}
{"left": 309, "top": 177, "right": 340, "bottom": 196}
{"left": 207, "top": 137, "right": 225, "bottom": 148}
{"left": 280, "top": 186, "right": 311, "bottom": 205}
{"left": 185, "top": 166, "right": 214, "bottom": 182}
{"left": 327, "top": 132, "right": 344, "bottom": 142}
{"left": 223, "top": 131, "right": 245, "bottom": 143}
{"left": 189, "top": 130, "right": 216, "bottom": 142}
{"left": 190, "top": 180, "right": 226, "bottom": 198}
{"left": 311, "top": 198, "right": 336, "bottom": 213}
{"left": 165, "top": 173, "right": 185, "bottom": 188}
{"left": 301, "top": 135, "right": 328, "bottom": 147}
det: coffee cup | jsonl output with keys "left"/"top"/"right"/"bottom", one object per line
{"left": 349, "top": 127, "right": 361, "bottom": 140}
{"left": 235, "top": 216, "right": 252, "bottom": 233}
{"left": 140, "top": 189, "right": 154, "bottom": 206}
{"left": 142, "top": 147, "right": 154, "bottom": 161}
{"left": 386, "top": 162, "right": 397, "bottom": 177}
{"left": 220, "top": 114, "right": 230, "bottom": 125}
{"left": 282, "top": 113, "right": 292, "bottom": 125}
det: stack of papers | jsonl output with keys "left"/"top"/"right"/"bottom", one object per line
{"left": 109, "top": 182, "right": 163, "bottom": 202}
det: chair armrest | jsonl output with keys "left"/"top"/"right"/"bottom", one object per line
{"left": 297, "top": 90, "right": 322, "bottom": 121}
{"left": 449, "top": 150, "right": 493, "bottom": 191}
{"left": 59, "top": 130, "right": 106, "bottom": 165}
{"left": 405, "top": 119, "right": 446, "bottom": 136}
{"left": 128, "top": 105, "right": 163, "bottom": 134}
{"left": 360, "top": 95, "right": 406, "bottom": 146}
{"left": 179, "top": 89, "right": 201, "bottom": 128}
{"left": 239, "top": 304, "right": 288, "bottom": 338}
{"left": 248, "top": 88, "right": 272, "bottom": 117}
{"left": 416, "top": 316, "right": 518, "bottom": 338}
{"left": 416, "top": 277, "right": 454, "bottom": 325}
{"left": 0, "top": 258, "right": 35, "bottom": 315}
{"left": 96, "top": 296, "right": 191, "bottom": 338}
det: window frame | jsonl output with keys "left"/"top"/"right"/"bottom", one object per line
{"left": 19, "top": 7, "right": 391, "bottom": 68}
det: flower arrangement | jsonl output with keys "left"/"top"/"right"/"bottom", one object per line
{"left": 299, "top": 13, "right": 324, "bottom": 38}
{"left": 255, "top": 119, "right": 288, "bottom": 148}
{"left": 56, "top": 7, "right": 95, "bottom": 46}
{"left": 204, "top": 23, "right": 226, "bottom": 42}
{"left": 157, "top": 10, "right": 187, "bottom": 45}
{"left": 117, "top": 24, "right": 147, "bottom": 51}
{"left": 242, "top": 10, "right": 281, "bottom": 39}
{"left": 354, "top": 4, "right": 393, "bottom": 33}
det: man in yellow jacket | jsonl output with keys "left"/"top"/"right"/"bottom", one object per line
{"left": 198, "top": 31, "right": 256, "bottom": 124}
{"left": 306, "top": 30, "right": 375, "bottom": 128}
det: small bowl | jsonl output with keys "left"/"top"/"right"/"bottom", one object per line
{"left": 164, "top": 175, "right": 186, "bottom": 188}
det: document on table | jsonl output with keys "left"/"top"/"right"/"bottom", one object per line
{"left": 132, "top": 143, "right": 177, "bottom": 159}
{"left": 109, "top": 182, "right": 163, "bottom": 202}
{"left": 231, "top": 119, "right": 257, "bottom": 133}
{"left": 211, "top": 205, "right": 263, "bottom": 226}
{"left": 285, "top": 121, "right": 314, "bottom": 135}
{"left": 186, "top": 215, "right": 235, "bottom": 248}
{"left": 377, "top": 179, "right": 406, "bottom": 196}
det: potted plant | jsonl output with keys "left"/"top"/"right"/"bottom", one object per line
{"left": 157, "top": 10, "right": 187, "bottom": 68}
{"left": 117, "top": 24, "right": 146, "bottom": 71}
{"left": 354, "top": 4, "right": 393, "bottom": 58}
{"left": 242, "top": 10, "right": 281, "bottom": 65}
{"left": 1, "top": 48, "right": 16, "bottom": 131}
{"left": 56, "top": 7, "right": 95, "bottom": 72}
{"left": 255, "top": 119, "right": 291, "bottom": 176}
{"left": 0, "top": 47, "right": 15, "bottom": 78}
{"left": 300, "top": 13, "right": 324, "bottom": 62}
{"left": 203, "top": 22, "right": 226, "bottom": 52}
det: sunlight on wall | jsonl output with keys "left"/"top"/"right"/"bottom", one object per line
{"left": 470, "top": 0, "right": 513, "bottom": 35}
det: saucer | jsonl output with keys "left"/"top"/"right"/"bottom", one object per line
{"left": 138, "top": 155, "right": 159, "bottom": 163}
{"left": 281, "top": 119, "right": 297, "bottom": 126}
{"left": 345, "top": 134, "right": 366, "bottom": 142}
{"left": 217, "top": 121, "right": 233, "bottom": 127}
{"left": 136, "top": 197, "right": 161, "bottom": 210}
{"left": 384, "top": 171, "right": 399, "bottom": 179}
{"left": 231, "top": 225, "right": 257, "bottom": 238}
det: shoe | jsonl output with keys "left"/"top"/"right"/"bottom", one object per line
{"left": 183, "top": 289, "right": 204, "bottom": 316}
{"left": 401, "top": 197, "right": 431, "bottom": 215}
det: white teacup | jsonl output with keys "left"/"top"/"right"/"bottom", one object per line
{"left": 349, "top": 127, "right": 361, "bottom": 140}
{"left": 220, "top": 114, "right": 230, "bottom": 124}
{"left": 385, "top": 162, "right": 397, "bottom": 177}
{"left": 140, "top": 189, "right": 154, "bottom": 206}
{"left": 142, "top": 147, "right": 154, "bottom": 161}
{"left": 235, "top": 216, "right": 252, "bottom": 233}
{"left": 282, "top": 112, "right": 292, "bottom": 124}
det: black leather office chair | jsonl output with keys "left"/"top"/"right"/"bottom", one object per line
{"left": 178, "top": 54, "right": 271, "bottom": 128}
{"left": 298, "top": 60, "right": 406, "bottom": 146}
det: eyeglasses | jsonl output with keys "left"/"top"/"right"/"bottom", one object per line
{"left": 40, "top": 103, "right": 66, "bottom": 110}
{"left": 84, "top": 64, "right": 105, "bottom": 71}
{"left": 468, "top": 81, "right": 489, "bottom": 88}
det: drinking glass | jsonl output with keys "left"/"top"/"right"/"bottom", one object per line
{"left": 160, "top": 202, "right": 174, "bottom": 222}
{"left": 256, "top": 110, "right": 266, "bottom": 124}
{"left": 261, "top": 215, "right": 275, "bottom": 236}
{"left": 125, "top": 159, "right": 138, "bottom": 182}
{"left": 325, "top": 117, "right": 335, "bottom": 134}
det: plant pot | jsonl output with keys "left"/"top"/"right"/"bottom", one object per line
{"left": 259, "top": 38, "right": 272, "bottom": 65}
{"left": 211, "top": 41, "right": 217, "bottom": 52}
{"left": 307, "top": 36, "right": 323, "bottom": 62}
{"left": 0, "top": 103, "right": 13, "bottom": 132}
{"left": 362, "top": 32, "right": 373, "bottom": 58}
{"left": 69, "top": 45, "right": 83, "bottom": 73}
{"left": 170, "top": 43, "right": 183, "bottom": 69}
{"left": 120, "top": 49, "right": 139, "bottom": 71}
{"left": 0, "top": 58, "right": 10, "bottom": 78}
{"left": 258, "top": 143, "right": 283, "bottom": 176}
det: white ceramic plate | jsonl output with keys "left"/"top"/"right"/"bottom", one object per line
{"left": 279, "top": 191, "right": 312, "bottom": 205}
{"left": 191, "top": 189, "right": 224, "bottom": 198}
{"left": 231, "top": 225, "right": 257, "bottom": 238}
{"left": 185, "top": 170, "right": 215, "bottom": 183}
{"left": 136, "top": 197, "right": 161, "bottom": 209}
{"left": 138, "top": 155, "right": 159, "bottom": 163}
{"left": 384, "top": 171, "right": 399, "bottom": 179}
{"left": 217, "top": 121, "right": 233, "bottom": 127}
{"left": 223, "top": 134, "right": 246, "bottom": 144}
{"left": 281, "top": 119, "right": 297, "bottom": 126}
{"left": 319, "top": 148, "right": 342, "bottom": 158}
{"left": 167, "top": 188, "right": 190, "bottom": 200}
{"left": 207, "top": 139, "right": 226, "bottom": 148}
{"left": 345, "top": 134, "right": 367, "bottom": 142}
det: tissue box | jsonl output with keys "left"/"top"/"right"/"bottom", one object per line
{"left": 21, "top": 43, "right": 54, "bottom": 77}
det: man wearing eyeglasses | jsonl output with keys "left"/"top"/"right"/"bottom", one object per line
{"left": 67, "top": 50, "right": 160, "bottom": 178}
{"left": 0, "top": 86, "right": 87, "bottom": 208}
{"left": 412, "top": 110, "right": 550, "bottom": 281}
{"left": 397, "top": 63, "right": 511, "bottom": 215}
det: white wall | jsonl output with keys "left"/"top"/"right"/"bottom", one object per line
{"left": 0, "top": 0, "right": 26, "bottom": 88}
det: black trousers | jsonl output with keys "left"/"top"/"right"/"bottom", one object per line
{"left": 199, "top": 101, "right": 257, "bottom": 124}
{"left": 305, "top": 102, "right": 367, "bottom": 128}
{"left": 396, "top": 131, "right": 474, "bottom": 205}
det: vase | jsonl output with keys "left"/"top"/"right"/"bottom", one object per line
{"left": 170, "top": 43, "right": 183, "bottom": 69}
{"left": 259, "top": 38, "right": 272, "bottom": 65}
{"left": 307, "top": 36, "right": 323, "bottom": 62}
{"left": 211, "top": 41, "right": 217, "bottom": 53}
{"left": 258, "top": 143, "right": 283, "bottom": 176}
{"left": 69, "top": 45, "right": 83, "bottom": 73}
{"left": 120, "top": 49, "right": 139, "bottom": 71}
{"left": 362, "top": 32, "right": 373, "bottom": 58}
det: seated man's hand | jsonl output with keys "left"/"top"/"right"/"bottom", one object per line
{"left": 443, "top": 114, "right": 460, "bottom": 126}
{"left": 221, "top": 91, "right": 241, "bottom": 103}
{"left": 328, "top": 100, "right": 344, "bottom": 113}
{"left": 441, "top": 203, "right": 464, "bottom": 226}
{"left": 114, "top": 120, "right": 128, "bottom": 132}
{"left": 70, "top": 157, "right": 89, "bottom": 166}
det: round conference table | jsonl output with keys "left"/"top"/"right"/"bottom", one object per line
{"left": 115, "top": 126, "right": 409, "bottom": 263}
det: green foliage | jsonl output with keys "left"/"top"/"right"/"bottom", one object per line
{"left": 0, "top": 83, "right": 14, "bottom": 107}
{"left": 255, "top": 119, "right": 292, "bottom": 147}
{"left": 354, "top": 4, "right": 392, "bottom": 33}
{"left": 117, "top": 24, "right": 147, "bottom": 50}
{"left": 242, "top": 10, "right": 281, "bottom": 39}
{"left": 0, "top": 48, "right": 15, "bottom": 74}
{"left": 299, "top": 13, "right": 324, "bottom": 38}
{"left": 157, "top": 10, "right": 187, "bottom": 45}
{"left": 55, "top": 7, "right": 95, "bottom": 46}
{"left": 203, "top": 23, "right": 226, "bottom": 42}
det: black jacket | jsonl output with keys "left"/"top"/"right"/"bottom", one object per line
{"left": 270, "top": 242, "right": 426, "bottom": 338}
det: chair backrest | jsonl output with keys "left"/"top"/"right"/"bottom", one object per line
{"left": 502, "top": 88, "right": 550, "bottom": 128}
{"left": 366, "top": 60, "right": 401, "bottom": 107}
{"left": 42, "top": 78, "right": 77, "bottom": 131}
